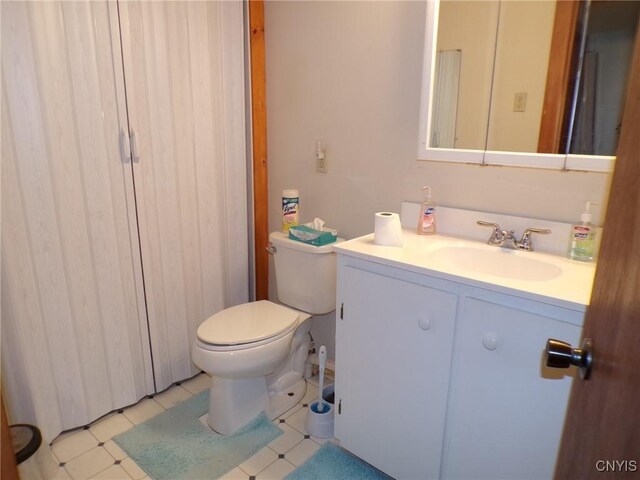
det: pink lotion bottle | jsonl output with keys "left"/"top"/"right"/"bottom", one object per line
{"left": 417, "top": 186, "right": 436, "bottom": 235}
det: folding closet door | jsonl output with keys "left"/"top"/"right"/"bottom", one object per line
{"left": 1, "top": 1, "right": 154, "bottom": 441}
{"left": 117, "top": 1, "right": 249, "bottom": 390}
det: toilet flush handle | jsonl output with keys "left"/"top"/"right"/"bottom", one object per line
{"left": 266, "top": 243, "right": 277, "bottom": 254}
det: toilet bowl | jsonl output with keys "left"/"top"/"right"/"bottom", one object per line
{"left": 192, "top": 300, "right": 311, "bottom": 434}
{"left": 192, "top": 232, "right": 341, "bottom": 435}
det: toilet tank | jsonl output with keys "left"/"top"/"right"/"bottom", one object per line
{"left": 269, "top": 232, "right": 342, "bottom": 315}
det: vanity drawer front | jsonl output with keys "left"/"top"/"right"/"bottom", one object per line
{"left": 335, "top": 263, "right": 457, "bottom": 480}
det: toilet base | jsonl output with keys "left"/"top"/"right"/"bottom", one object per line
{"left": 207, "top": 376, "right": 269, "bottom": 435}
{"left": 267, "top": 377, "right": 307, "bottom": 420}
{"left": 206, "top": 376, "right": 307, "bottom": 435}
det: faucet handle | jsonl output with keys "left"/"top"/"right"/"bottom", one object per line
{"left": 477, "top": 221, "right": 503, "bottom": 246}
{"left": 518, "top": 228, "right": 552, "bottom": 251}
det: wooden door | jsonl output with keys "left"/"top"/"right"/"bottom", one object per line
{"left": 117, "top": 1, "right": 249, "bottom": 389}
{"left": 554, "top": 22, "right": 640, "bottom": 479}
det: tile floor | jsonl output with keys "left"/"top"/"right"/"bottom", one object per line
{"left": 44, "top": 373, "right": 336, "bottom": 480}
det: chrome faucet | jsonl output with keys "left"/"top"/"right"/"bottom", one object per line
{"left": 477, "top": 221, "right": 551, "bottom": 251}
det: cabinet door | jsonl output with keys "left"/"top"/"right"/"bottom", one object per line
{"left": 118, "top": 1, "right": 248, "bottom": 388}
{"left": 442, "top": 296, "right": 581, "bottom": 479}
{"left": 335, "top": 264, "right": 457, "bottom": 479}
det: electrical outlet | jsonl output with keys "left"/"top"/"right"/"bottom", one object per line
{"left": 513, "top": 92, "right": 527, "bottom": 112}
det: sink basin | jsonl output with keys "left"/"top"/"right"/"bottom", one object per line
{"left": 334, "top": 231, "right": 596, "bottom": 308}
{"left": 429, "top": 245, "right": 563, "bottom": 281}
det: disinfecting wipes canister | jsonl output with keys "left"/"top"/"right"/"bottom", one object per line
{"left": 282, "top": 189, "right": 299, "bottom": 232}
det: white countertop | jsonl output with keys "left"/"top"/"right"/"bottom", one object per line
{"left": 334, "top": 231, "right": 596, "bottom": 312}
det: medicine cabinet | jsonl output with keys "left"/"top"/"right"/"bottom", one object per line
{"left": 417, "top": 0, "right": 639, "bottom": 172}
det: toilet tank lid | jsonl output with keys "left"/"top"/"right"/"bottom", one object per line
{"left": 197, "top": 300, "right": 300, "bottom": 345}
{"left": 269, "top": 231, "right": 344, "bottom": 254}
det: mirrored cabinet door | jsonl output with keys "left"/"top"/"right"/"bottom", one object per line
{"left": 418, "top": 0, "right": 639, "bottom": 172}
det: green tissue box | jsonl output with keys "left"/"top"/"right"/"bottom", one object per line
{"left": 288, "top": 225, "right": 337, "bottom": 246}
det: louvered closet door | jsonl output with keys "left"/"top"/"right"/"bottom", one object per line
{"left": 1, "top": 1, "right": 154, "bottom": 441}
{"left": 118, "top": 1, "right": 249, "bottom": 389}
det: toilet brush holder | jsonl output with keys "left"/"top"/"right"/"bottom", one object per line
{"left": 305, "top": 401, "right": 334, "bottom": 439}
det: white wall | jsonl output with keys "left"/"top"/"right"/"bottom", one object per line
{"left": 264, "top": 1, "right": 612, "bottom": 359}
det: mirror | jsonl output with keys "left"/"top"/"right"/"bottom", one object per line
{"left": 418, "top": 0, "right": 639, "bottom": 171}
{"left": 568, "top": 1, "right": 638, "bottom": 156}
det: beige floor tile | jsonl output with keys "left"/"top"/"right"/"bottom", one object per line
{"left": 64, "top": 447, "right": 115, "bottom": 479}
{"left": 267, "top": 424, "right": 304, "bottom": 454}
{"left": 121, "top": 457, "right": 147, "bottom": 479}
{"left": 51, "top": 429, "right": 99, "bottom": 463}
{"left": 103, "top": 440, "right": 127, "bottom": 461}
{"left": 220, "top": 466, "right": 250, "bottom": 479}
{"left": 153, "top": 385, "right": 192, "bottom": 409}
{"left": 51, "top": 466, "right": 72, "bottom": 479}
{"left": 283, "top": 406, "right": 309, "bottom": 435}
{"left": 89, "top": 414, "right": 134, "bottom": 443}
{"left": 285, "top": 439, "right": 321, "bottom": 467}
{"left": 90, "top": 464, "right": 132, "bottom": 480}
{"left": 238, "top": 446, "right": 278, "bottom": 476}
{"left": 19, "top": 460, "right": 71, "bottom": 480}
{"left": 181, "top": 373, "right": 211, "bottom": 394}
{"left": 276, "top": 403, "right": 303, "bottom": 421}
{"left": 255, "top": 459, "right": 296, "bottom": 480}
{"left": 122, "top": 398, "right": 164, "bottom": 425}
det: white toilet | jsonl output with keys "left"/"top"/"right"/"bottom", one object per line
{"left": 192, "top": 231, "right": 339, "bottom": 435}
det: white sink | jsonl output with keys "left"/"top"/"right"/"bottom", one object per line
{"left": 429, "top": 245, "right": 563, "bottom": 281}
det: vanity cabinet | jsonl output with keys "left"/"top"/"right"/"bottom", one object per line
{"left": 334, "top": 254, "right": 582, "bottom": 480}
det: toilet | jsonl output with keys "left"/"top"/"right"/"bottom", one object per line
{"left": 192, "top": 231, "right": 340, "bottom": 435}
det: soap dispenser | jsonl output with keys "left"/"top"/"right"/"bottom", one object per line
{"left": 567, "top": 201, "right": 599, "bottom": 262}
{"left": 417, "top": 186, "right": 437, "bottom": 235}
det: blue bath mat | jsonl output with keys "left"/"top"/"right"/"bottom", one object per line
{"left": 114, "top": 391, "right": 282, "bottom": 479}
{"left": 285, "top": 442, "right": 391, "bottom": 480}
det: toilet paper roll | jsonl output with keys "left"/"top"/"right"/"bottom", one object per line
{"left": 374, "top": 212, "right": 404, "bottom": 247}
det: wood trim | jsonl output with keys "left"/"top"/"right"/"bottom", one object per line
{"left": 249, "top": 0, "right": 269, "bottom": 300}
{"left": 1, "top": 395, "right": 19, "bottom": 480}
{"left": 554, "top": 18, "right": 640, "bottom": 479}
{"left": 537, "top": 0, "right": 580, "bottom": 153}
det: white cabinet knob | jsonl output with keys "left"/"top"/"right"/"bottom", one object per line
{"left": 482, "top": 334, "right": 498, "bottom": 351}
{"left": 418, "top": 315, "right": 431, "bottom": 331}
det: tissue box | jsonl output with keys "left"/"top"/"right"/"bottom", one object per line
{"left": 288, "top": 225, "right": 337, "bottom": 246}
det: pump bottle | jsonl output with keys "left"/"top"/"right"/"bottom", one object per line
{"left": 567, "top": 201, "right": 598, "bottom": 262}
{"left": 417, "top": 186, "right": 437, "bottom": 235}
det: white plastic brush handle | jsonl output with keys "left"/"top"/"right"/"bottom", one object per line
{"left": 317, "top": 346, "right": 327, "bottom": 412}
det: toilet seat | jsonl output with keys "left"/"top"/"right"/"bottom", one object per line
{"left": 196, "top": 300, "right": 300, "bottom": 350}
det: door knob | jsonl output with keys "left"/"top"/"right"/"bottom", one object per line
{"left": 545, "top": 338, "right": 592, "bottom": 380}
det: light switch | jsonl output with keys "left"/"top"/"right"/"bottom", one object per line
{"left": 513, "top": 92, "right": 527, "bottom": 112}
